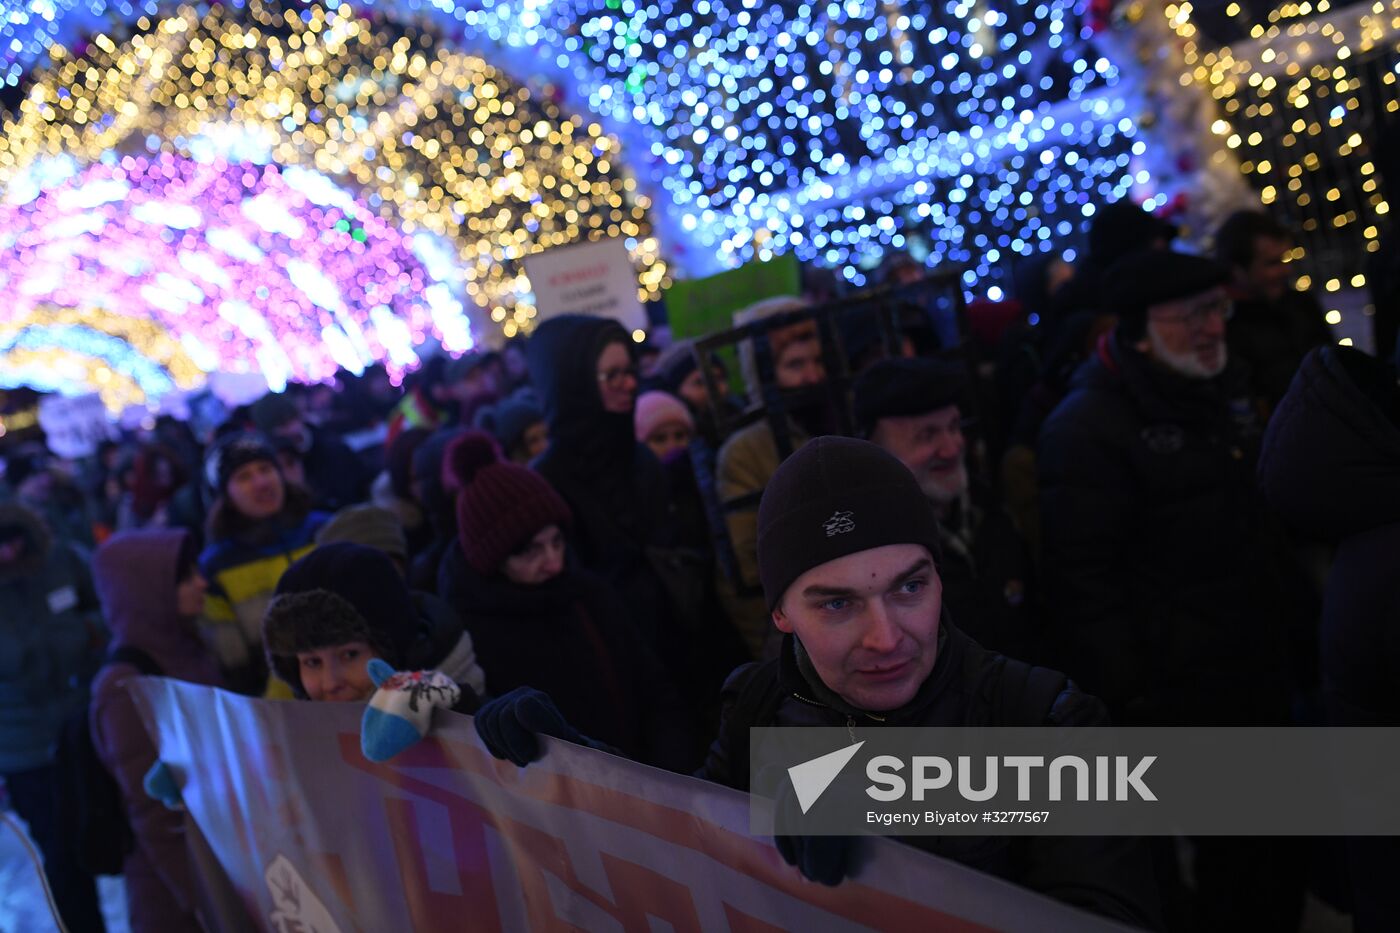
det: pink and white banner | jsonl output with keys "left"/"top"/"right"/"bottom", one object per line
{"left": 131, "top": 679, "right": 1131, "bottom": 932}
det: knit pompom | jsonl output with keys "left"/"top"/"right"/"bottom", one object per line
{"left": 442, "top": 430, "right": 502, "bottom": 495}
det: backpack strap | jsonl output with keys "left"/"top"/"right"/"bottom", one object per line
{"left": 994, "top": 655, "right": 1068, "bottom": 726}
{"left": 107, "top": 646, "right": 163, "bottom": 678}
{"left": 721, "top": 659, "right": 785, "bottom": 787}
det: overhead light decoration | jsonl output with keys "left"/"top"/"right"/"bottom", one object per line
{"left": 0, "top": 1, "right": 665, "bottom": 391}
{"left": 1161, "top": 0, "right": 1398, "bottom": 304}
{"left": 4, "top": 0, "right": 1150, "bottom": 305}
{"left": 0, "top": 151, "right": 466, "bottom": 409}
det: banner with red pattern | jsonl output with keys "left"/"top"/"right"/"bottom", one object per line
{"left": 131, "top": 679, "right": 1129, "bottom": 932}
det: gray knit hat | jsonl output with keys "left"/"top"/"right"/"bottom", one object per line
{"left": 315, "top": 505, "right": 408, "bottom": 566}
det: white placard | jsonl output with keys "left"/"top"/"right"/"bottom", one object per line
{"left": 524, "top": 237, "right": 646, "bottom": 331}
{"left": 37, "top": 393, "right": 113, "bottom": 459}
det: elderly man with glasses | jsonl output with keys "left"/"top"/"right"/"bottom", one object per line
{"left": 1035, "top": 249, "right": 1314, "bottom": 929}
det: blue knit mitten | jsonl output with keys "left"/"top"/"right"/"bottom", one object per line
{"left": 361, "top": 659, "right": 462, "bottom": 762}
{"left": 143, "top": 760, "right": 184, "bottom": 811}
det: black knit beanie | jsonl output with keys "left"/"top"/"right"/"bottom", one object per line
{"left": 204, "top": 432, "right": 280, "bottom": 497}
{"left": 756, "top": 436, "right": 942, "bottom": 609}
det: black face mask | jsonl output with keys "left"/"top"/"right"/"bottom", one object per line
{"left": 782, "top": 386, "right": 842, "bottom": 439}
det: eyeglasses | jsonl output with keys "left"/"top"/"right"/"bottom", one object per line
{"left": 1151, "top": 294, "right": 1235, "bottom": 328}
{"left": 597, "top": 366, "right": 639, "bottom": 386}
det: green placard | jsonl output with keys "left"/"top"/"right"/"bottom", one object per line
{"left": 664, "top": 253, "right": 802, "bottom": 339}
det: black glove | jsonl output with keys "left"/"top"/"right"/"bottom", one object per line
{"left": 775, "top": 833, "right": 857, "bottom": 886}
{"left": 768, "top": 762, "right": 860, "bottom": 886}
{"left": 474, "top": 687, "right": 583, "bottom": 766}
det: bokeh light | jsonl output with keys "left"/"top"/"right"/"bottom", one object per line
{"left": 0, "top": 0, "right": 666, "bottom": 390}
{"left": 0, "top": 151, "right": 468, "bottom": 408}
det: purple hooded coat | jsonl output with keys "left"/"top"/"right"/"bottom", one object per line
{"left": 89, "top": 529, "right": 223, "bottom": 933}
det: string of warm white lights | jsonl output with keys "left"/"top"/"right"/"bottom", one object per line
{"left": 1163, "top": 0, "right": 1398, "bottom": 307}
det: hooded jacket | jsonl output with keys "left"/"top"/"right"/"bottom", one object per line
{"left": 526, "top": 316, "right": 678, "bottom": 656}
{"left": 701, "top": 622, "right": 1161, "bottom": 928}
{"left": 89, "top": 529, "right": 224, "bottom": 933}
{"left": 1037, "top": 332, "right": 1304, "bottom": 726}
{"left": 528, "top": 315, "right": 672, "bottom": 568}
{"left": 0, "top": 502, "right": 104, "bottom": 773}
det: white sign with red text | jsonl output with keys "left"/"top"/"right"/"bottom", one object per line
{"left": 524, "top": 237, "right": 646, "bottom": 331}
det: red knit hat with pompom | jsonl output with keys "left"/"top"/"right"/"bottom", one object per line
{"left": 444, "top": 430, "right": 572, "bottom": 575}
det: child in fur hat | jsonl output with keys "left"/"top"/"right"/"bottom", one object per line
{"left": 262, "top": 542, "right": 481, "bottom": 762}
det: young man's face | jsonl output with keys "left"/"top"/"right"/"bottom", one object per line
{"left": 774, "top": 335, "right": 826, "bottom": 390}
{"left": 297, "top": 640, "right": 376, "bottom": 702}
{"left": 871, "top": 405, "right": 968, "bottom": 508}
{"left": 1141, "top": 286, "right": 1230, "bottom": 380}
{"left": 773, "top": 543, "right": 942, "bottom": 712}
{"left": 227, "top": 460, "right": 285, "bottom": 520}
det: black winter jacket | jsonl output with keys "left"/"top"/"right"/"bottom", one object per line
{"left": 438, "top": 543, "right": 695, "bottom": 772}
{"left": 936, "top": 483, "right": 1040, "bottom": 666}
{"left": 1257, "top": 342, "right": 1400, "bottom": 933}
{"left": 1037, "top": 333, "right": 1302, "bottom": 725}
{"left": 526, "top": 315, "right": 686, "bottom": 682}
{"left": 701, "top": 622, "right": 1161, "bottom": 929}
{"left": 1226, "top": 290, "right": 1331, "bottom": 414}
{"left": 1259, "top": 346, "right": 1400, "bottom": 726}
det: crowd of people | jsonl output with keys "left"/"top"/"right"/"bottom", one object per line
{"left": 0, "top": 200, "right": 1390, "bottom": 932}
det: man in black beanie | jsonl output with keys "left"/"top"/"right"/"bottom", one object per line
{"left": 853, "top": 359, "right": 1038, "bottom": 663}
{"left": 470, "top": 436, "right": 1160, "bottom": 927}
{"left": 1037, "top": 248, "right": 1311, "bottom": 928}
{"left": 702, "top": 439, "right": 1154, "bottom": 933}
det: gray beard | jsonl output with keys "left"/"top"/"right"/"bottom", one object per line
{"left": 919, "top": 462, "right": 969, "bottom": 509}
{"left": 1148, "top": 330, "right": 1227, "bottom": 380}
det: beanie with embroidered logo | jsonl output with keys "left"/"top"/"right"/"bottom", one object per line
{"left": 756, "top": 436, "right": 942, "bottom": 610}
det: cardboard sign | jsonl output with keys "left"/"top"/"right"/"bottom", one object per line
{"left": 524, "top": 238, "right": 646, "bottom": 331}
